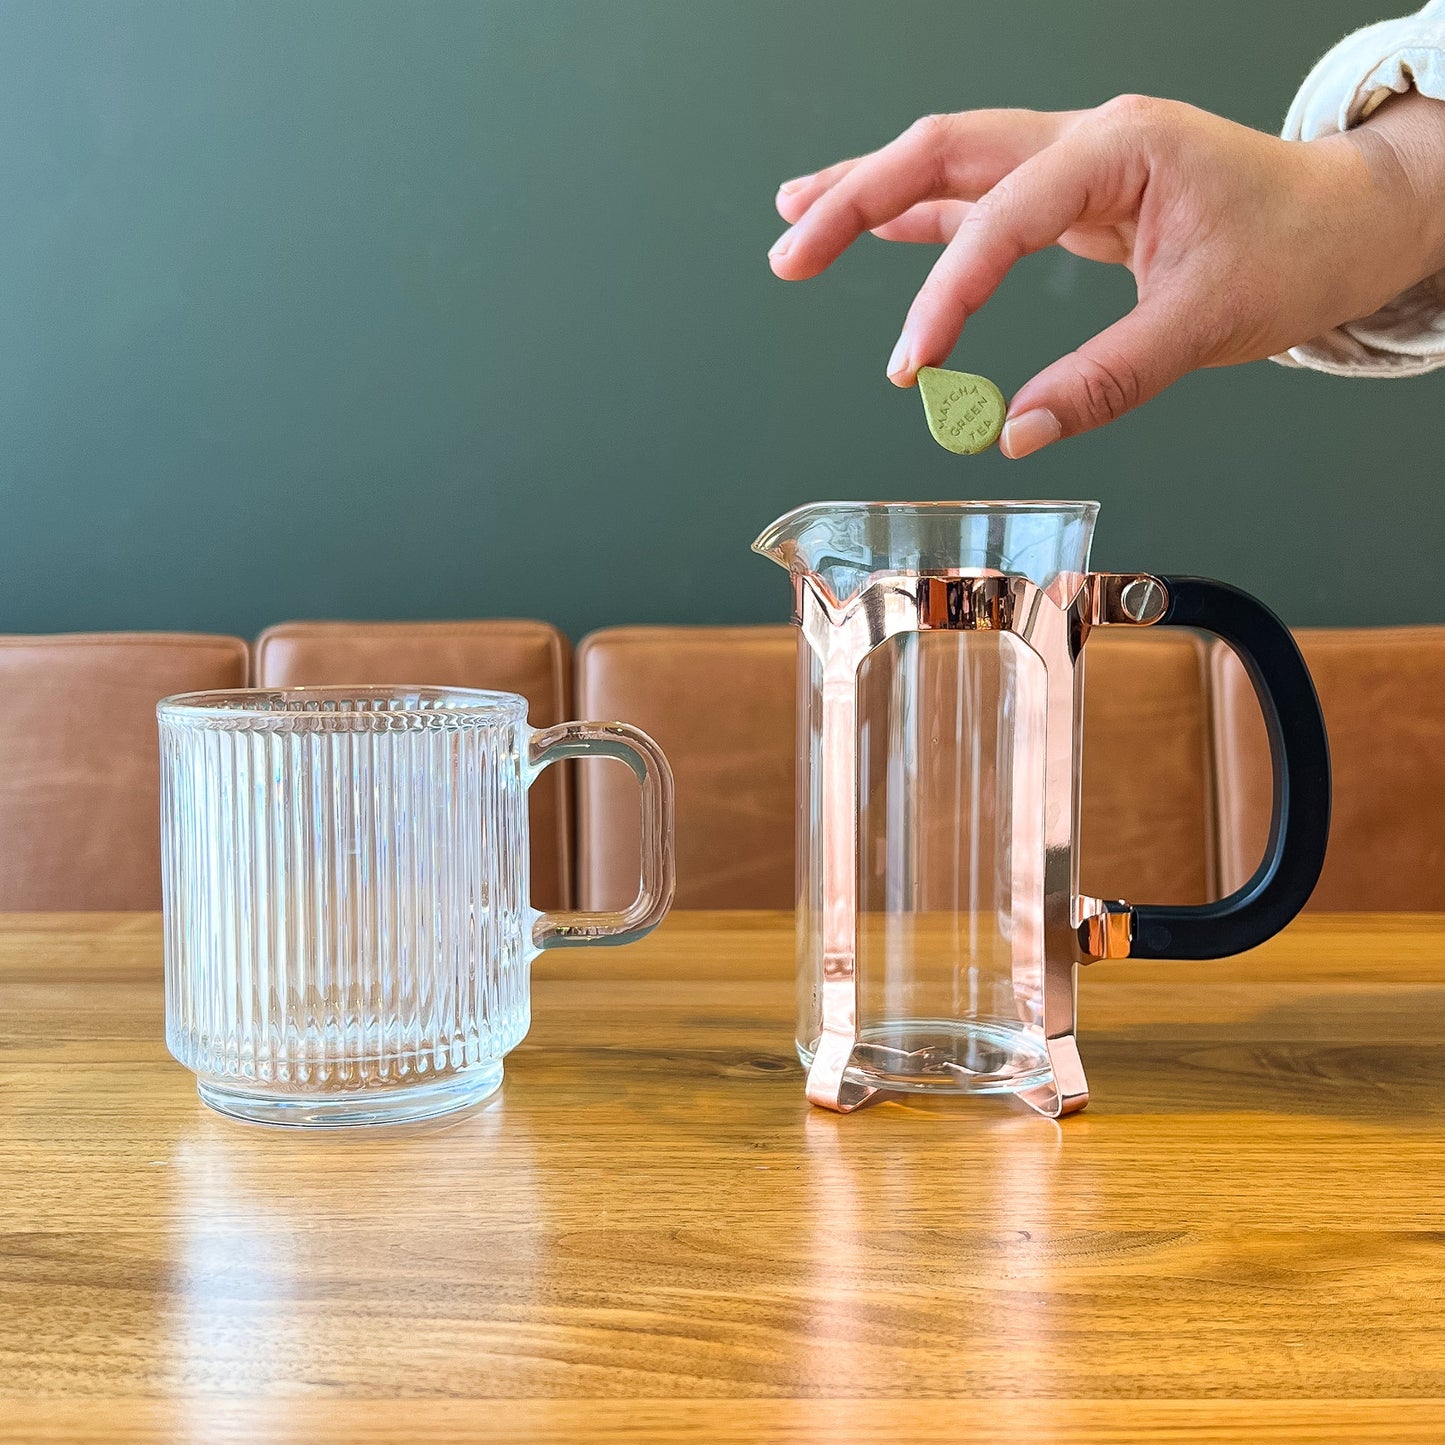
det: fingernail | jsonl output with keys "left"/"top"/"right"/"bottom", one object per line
{"left": 768, "top": 229, "right": 793, "bottom": 258}
{"left": 778, "top": 174, "right": 813, "bottom": 195}
{"left": 1001, "top": 408, "right": 1062, "bottom": 459}
{"left": 886, "top": 332, "right": 912, "bottom": 381}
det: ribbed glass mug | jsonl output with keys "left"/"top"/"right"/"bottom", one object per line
{"left": 158, "top": 686, "right": 674, "bottom": 1127}
{"left": 755, "top": 501, "right": 1331, "bottom": 1119}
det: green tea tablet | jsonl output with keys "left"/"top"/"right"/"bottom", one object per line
{"left": 917, "top": 366, "right": 1006, "bottom": 455}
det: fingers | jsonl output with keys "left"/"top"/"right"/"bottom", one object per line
{"left": 775, "top": 158, "right": 861, "bottom": 224}
{"left": 999, "top": 301, "right": 1203, "bottom": 458}
{"left": 870, "top": 199, "right": 971, "bottom": 245}
{"left": 886, "top": 126, "right": 1132, "bottom": 384}
{"left": 770, "top": 109, "right": 1066, "bottom": 280}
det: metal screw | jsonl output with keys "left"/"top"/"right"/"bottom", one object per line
{"left": 1120, "top": 576, "right": 1166, "bottom": 624}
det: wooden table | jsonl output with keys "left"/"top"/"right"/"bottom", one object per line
{"left": 3, "top": 912, "right": 1445, "bottom": 1442}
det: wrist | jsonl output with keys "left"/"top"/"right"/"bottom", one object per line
{"left": 1343, "top": 88, "right": 1445, "bottom": 282}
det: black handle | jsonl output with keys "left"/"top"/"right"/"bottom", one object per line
{"left": 1128, "top": 577, "right": 1331, "bottom": 960}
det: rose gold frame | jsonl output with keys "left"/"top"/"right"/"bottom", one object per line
{"left": 795, "top": 569, "right": 1166, "bottom": 1119}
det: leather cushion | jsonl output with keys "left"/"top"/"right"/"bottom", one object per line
{"left": 1080, "top": 630, "right": 1217, "bottom": 907}
{"left": 254, "top": 620, "right": 573, "bottom": 908}
{"left": 1213, "top": 626, "right": 1445, "bottom": 910}
{"left": 576, "top": 625, "right": 1221, "bottom": 911}
{"left": 0, "top": 633, "right": 248, "bottom": 910}
{"left": 576, "top": 626, "right": 796, "bottom": 910}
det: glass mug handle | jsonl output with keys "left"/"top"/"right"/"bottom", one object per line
{"left": 1083, "top": 576, "right": 1332, "bottom": 961}
{"left": 526, "top": 721, "right": 676, "bottom": 949}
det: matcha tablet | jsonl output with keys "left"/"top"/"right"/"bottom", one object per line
{"left": 917, "top": 367, "right": 1006, "bottom": 455}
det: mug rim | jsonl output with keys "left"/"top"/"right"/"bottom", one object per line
{"left": 157, "top": 684, "right": 528, "bottom": 723}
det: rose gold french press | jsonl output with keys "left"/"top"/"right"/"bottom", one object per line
{"left": 755, "top": 500, "right": 1330, "bottom": 1118}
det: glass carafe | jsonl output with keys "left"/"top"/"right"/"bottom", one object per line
{"left": 755, "top": 501, "right": 1330, "bottom": 1118}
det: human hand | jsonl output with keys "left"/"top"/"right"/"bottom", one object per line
{"left": 770, "top": 92, "right": 1445, "bottom": 457}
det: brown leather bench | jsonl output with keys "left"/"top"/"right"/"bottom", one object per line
{"left": 4, "top": 620, "right": 1439, "bottom": 917}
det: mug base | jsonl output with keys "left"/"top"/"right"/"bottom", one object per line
{"left": 196, "top": 1062, "right": 505, "bottom": 1128}
{"left": 797, "top": 1017, "right": 1052, "bottom": 1096}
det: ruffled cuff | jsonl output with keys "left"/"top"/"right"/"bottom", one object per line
{"left": 1273, "top": 1, "right": 1445, "bottom": 376}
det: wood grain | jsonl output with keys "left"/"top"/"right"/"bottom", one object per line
{"left": 3, "top": 911, "right": 1445, "bottom": 1442}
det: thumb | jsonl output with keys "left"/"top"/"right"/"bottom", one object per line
{"left": 1000, "top": 301, "right": 1201, "bottom": 459}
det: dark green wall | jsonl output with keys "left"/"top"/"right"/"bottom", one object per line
{"left": 0, "top": 0, "right": 1431, "bottom": 638}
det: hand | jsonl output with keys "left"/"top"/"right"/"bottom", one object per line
{"left": 769, "top": 93, "right": 1445, "bottom": 457}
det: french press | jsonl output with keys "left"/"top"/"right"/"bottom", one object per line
{"left": 754, "top": 500, "right": 1330, "bottom": 1118}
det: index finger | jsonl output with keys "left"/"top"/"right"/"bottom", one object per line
{"left": 770, "top": 110, "right": 1068, "bottom": 281}
{"left": 775, "top": 157, "right": 862, "bottom": 224}
{"left": 888, "top": 125, "right": 1131, "bottom": 382}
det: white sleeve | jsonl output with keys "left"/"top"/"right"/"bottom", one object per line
{"left": 1273, "top": 0, "right": 1445, "bottom": 377}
